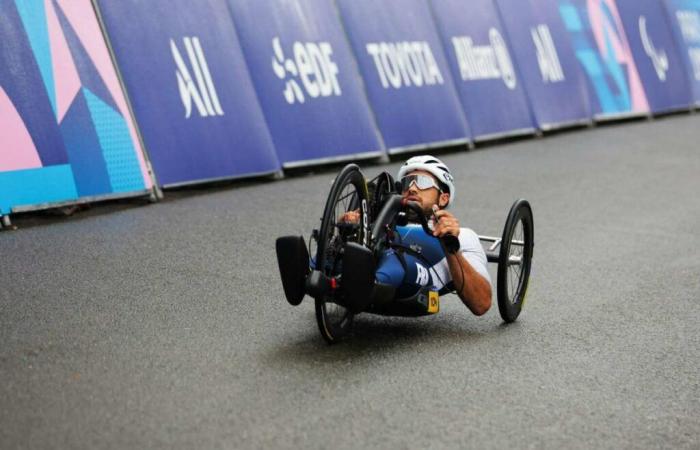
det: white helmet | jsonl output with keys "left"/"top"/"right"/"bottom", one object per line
{"left": 397, "top": 155, "right": 455, "bottom": 207}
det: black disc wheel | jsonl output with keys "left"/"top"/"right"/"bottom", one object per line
{"left": 314, "top": 164, "right": 369, "bottom": 343}
{"left": 497, "top": 199, "right": 534, "bottom": 323}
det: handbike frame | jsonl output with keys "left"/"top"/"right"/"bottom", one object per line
{"left": 370, "top": 194, "right": 460, "bottom": 257}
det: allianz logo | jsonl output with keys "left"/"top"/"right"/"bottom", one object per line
{"left": 639, "top": 16, "right": 669, "bottom": 82}
{"left": 366, "top": 41, "right": 444, "bottom": 89}
{"left": 451, "top": 28, "right": 516, "bottom": 90}
{"left": 271, "top": 37, "right": 342, "bottom": 105}
{"left": 531, "top": 25, "right": 565, "bottom": 84}
{"left": 171, "top": 37, "right": 224, "bottom": 119}
{"left": 676, "top": 10, "right": 700, "bottom": 81}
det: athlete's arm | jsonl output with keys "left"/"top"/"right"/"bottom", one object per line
{"left": 433, "top": 210, "right": 492, "bottom": 315}
{"left": 445, "top": 252, "right": 492, "bottom": 315}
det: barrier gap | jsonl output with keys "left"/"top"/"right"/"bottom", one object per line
{"left": 90, "top": 0, "right": 162, "bottom": 201}
{"left": 1, "top": 215, "right": 13, "bottom": 231}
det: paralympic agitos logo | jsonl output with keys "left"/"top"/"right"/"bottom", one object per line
{"left": 271, "top": 37, "right": 342, "bottom": 104}
{"left": 639, "top": 16, "right": 669, "bottom": 82}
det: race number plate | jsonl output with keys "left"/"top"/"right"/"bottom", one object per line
{"left": 428, "top": 291, "right": 439, "bottom": 314}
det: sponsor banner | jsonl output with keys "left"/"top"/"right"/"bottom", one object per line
{"left": 0, "top": 0, "right": 153, "bottom": 215}
{"left": 664, "top": 0, "right": 700, "bottom": 105}
{"left": 227, "top": 0, "right": 383, "bottom": 166}
{"left": 496, "top": 0, "right": 592, "bottom": 129}
{"left": 336, "top": 0, "right": 471, "bottom": 151}
{"left": 616, "top": 0, "right": 692, "bottom": 113}
{"left": 430, "top": 0, "right": 535, "bottom": 140}
{"left": 557, "top": 0, "right": 650, "bottom": 118}
{"left": 96, "top": 0, "right": 280, "bottom": 186}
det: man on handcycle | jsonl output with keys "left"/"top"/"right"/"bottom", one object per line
{"left": 280, "top": 155, "right": 492, "bottom": 317}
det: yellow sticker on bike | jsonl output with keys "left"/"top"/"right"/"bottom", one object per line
{"left": 428, "top": 291, "right": 439, "bottom": 314}
{"left": 521, "top": 281, "right": 530, "bottom": 308}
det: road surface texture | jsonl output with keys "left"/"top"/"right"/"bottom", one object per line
{"left": 1, "top": 115, "right": 699, "bottom": 449}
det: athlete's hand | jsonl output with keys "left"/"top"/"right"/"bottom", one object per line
{"left": 432, "top": 205, "right": 460, "bottom": 238}
{"left": 339, "top": 209, "right": 360, "bottom": 224}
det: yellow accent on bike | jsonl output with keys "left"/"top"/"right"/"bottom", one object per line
{"left": 428, "top": 291, "right": 439, "bottom": 314}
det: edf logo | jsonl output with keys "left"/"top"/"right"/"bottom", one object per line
{"left": 170, "top": 37, "right": 224, "bottom": 119}
{"left": 271, "top": 37, "right": 342, "bottom": 104}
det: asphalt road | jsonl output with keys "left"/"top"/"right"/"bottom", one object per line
{"left": 1, "top": 115, "right": 699, "bottom": 449}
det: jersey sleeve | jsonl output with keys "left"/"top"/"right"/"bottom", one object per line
{"left": 458, "top": 228, "right": 492, "bottom": 288}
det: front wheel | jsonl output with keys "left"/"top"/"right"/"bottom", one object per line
{"left": 314, "top": 164, "right": 369, "bottom": 343}
{"left": 497, "top": 199, "right": 534, "bottom": 323}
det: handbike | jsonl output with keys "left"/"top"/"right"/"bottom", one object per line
{"left": 276, "top": 164, "right": 534, "bottom": 343}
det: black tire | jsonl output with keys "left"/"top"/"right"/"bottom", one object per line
{"left": 314, "top": 164, "right": 369, "bottom": 343}
{"left": 369, "top": 172, "right": 396, "bottom": 223}
{"left": 497, "top": 199, "right": 534, "bottom": 323}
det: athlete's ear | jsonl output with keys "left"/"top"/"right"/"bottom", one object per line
{"left": 438, "top": 192, "right": 450, "bottom": 208}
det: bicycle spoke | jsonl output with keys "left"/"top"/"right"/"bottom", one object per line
{"left": 508, "top": 247, "right": 517, "bottom": 298}
{"left": 341, "top": 186, "right": 349, "bottom": 212}
{"left": 337, "top": 189, "right": 355, "bottom": 205}
{"left": 509, "top": 265, "right": 521, "bottom": 299}
{"left": 506, "top": 218, "right": 525, "bottom": 303}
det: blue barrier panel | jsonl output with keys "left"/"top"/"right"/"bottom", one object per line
{"left": 0, "top": 0, "right": 153, "bottom": 216}
{"left": 496, "top": 0, "right": 592, "bottom": 130}
{"left": 95, "top": 0, "right": 280, "bottom": 187}
{"left": 336, "top": 0, "right": 471, "bottom": 153}
{"left": 615, "top": 0, "right": 693, "bottom": 113}
{"left": 557, "top": 0, "right": 650, "bottom": 119}
{"left": 227, "top": 0, "right": 384, "bottom": 167}
{"left": 664, "top": 0, "right": 700, "bottom": 106}
{"left": 430, "top": 0, "right": 536, "bottom": 141}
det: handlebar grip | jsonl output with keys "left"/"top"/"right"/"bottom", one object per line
{"left": 441, "top": 234, "right": 460, "bottom": 254}
{"left": 402, "top": 199, "right": 460, "bottom": 254}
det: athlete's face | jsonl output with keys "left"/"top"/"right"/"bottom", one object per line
{"left": 400, "top": 170, "right": 450, "bottom": 215}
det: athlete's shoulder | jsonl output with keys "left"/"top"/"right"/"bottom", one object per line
{"left": 458, "top": 227, "right": 481, "bottom": 246}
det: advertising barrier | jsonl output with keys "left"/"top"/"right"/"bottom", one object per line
{"left": 430, "top": 0, "right": 535, "bottom": 141}
{"left": 557, "top": 0, "right": 650, "bottom": 119}
{"left": 95, "top": 0, "right": 280, "bottom": 187}
{"left": 0, "top": 0, "right": 154, "bottom": 218}
{"left": 496, "top": 0, "right": 592, "bottom": 130}
{"left": 616, "top": 0, "right": 692, "bottom": 113}
{"left": 227, "top": 0, "right": 384, "bottom": 167}
{"left": 336, "top": 0, "right": 471, "bottom": 153}
{"left": 664, "top": 0, "right": 700, "bottom": 106}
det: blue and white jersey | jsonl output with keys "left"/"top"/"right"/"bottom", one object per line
{"left": 392, "top": 224, "right": 492, "bottom": 293}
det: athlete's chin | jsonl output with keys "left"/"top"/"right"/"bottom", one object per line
{"left": 403, "top": 195, "right": 434, "bottom": 216}
{"left": 404, "top": 195, "right": 421, "bottom": 204}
